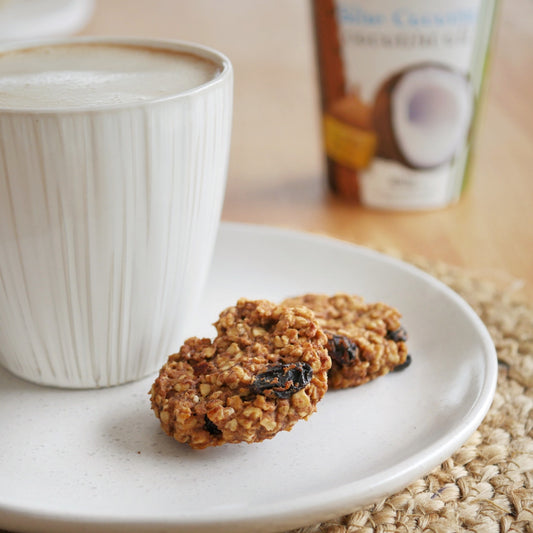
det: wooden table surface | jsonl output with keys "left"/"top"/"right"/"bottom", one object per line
{"left": 82, "top": 0, "right": 533, "bottom": 302}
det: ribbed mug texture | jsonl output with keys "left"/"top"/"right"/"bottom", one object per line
{"left": 0, "top": 41, "right": 233, "bottom": 388}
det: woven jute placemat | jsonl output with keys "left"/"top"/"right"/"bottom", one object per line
{"left": 289, "top": 253, "right": 533, "bottom": 533}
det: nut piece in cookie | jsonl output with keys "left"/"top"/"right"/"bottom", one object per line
{"left": 150, "top": 298, "right": 330, "bottom": 449}
{"left": 281, "top": 293, "right": 410, "bottom": 389}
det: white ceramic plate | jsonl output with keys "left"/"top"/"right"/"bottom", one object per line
{"left": 0, "top": 223, "right": 497, "bottom": 533}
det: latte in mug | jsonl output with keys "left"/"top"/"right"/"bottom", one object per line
{"left": 0, "top": 38, "right": 233, "bottom": 388}
{"left": 0, "top": 43, "right": 221, "bottom": 109}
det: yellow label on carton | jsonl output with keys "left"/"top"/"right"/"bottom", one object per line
{"left": 323, "top": 114, "right": 377, "bottom": 170}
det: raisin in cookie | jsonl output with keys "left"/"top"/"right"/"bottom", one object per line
{"left": 281, "top": 293, "right": 410, "bottom": 389}
{"left": 150, "top": 298, "right": 330, "bottom": 449}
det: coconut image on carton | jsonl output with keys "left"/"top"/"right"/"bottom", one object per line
{"left": 373, "top": 63, "right": 474, "bottom": 170}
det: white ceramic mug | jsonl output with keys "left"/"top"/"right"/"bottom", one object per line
{"left": 0, "top": 37, "right": 233, "bottom": 388}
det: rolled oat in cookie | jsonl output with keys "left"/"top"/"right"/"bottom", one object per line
{"left": 149, "top": 298, "right": 330, "bottom": 449}
{"left": 281, "top": 293, "right": 409, "bottom": 389}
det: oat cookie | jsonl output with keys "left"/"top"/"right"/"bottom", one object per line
{"left": 150, "top": 298, "right": 330, "bottom": 449}
{"left": 281, "top": 293, "right": 410, "bottom": 389}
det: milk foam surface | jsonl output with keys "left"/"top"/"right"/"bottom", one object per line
{"left": 0, "top": 43, "right": 221, "bottom": 109}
